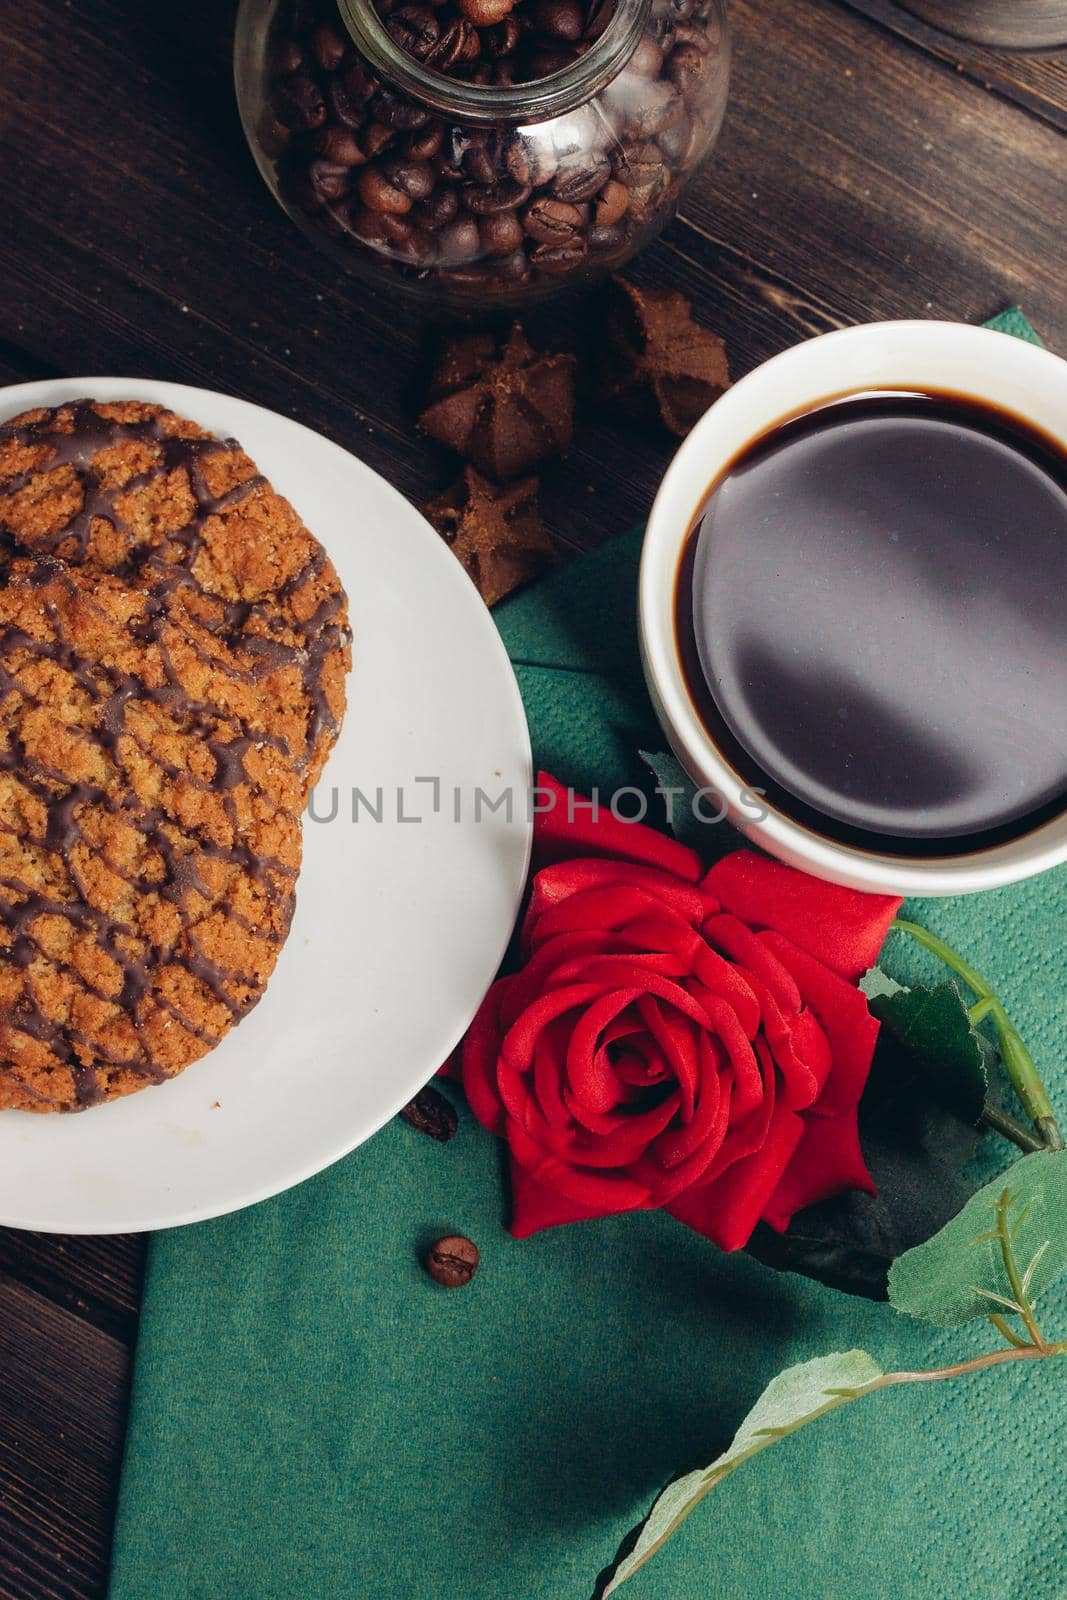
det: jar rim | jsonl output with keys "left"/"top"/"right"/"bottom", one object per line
{"left": 335, "top": 0, "right": 651, "bottom": 125}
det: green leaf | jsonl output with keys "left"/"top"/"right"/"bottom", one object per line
{"left": 888, "top": 1150, "right": 1067, "bottom": 1327}
{"left": 638, "top": 750, "right": 736, "bottom": 863}
{"left": 859, "top": 966, "right": 905, "bottom": 1003}
{"left": 599, "top": 1351, "right": 884, "bottom": 1595}
{"left": 746, "top": 1015, "right": 981, "bottom": 1302}
{"left": 865, "top": 979, "right": 987, "bottom": 1126}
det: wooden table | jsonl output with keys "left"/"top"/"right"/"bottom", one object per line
{"left": 1, "top": 1, "right": 1065, "bottom": 1594}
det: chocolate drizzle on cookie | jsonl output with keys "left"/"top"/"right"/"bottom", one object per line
{"left": 0, "top": 399, "right": 351, "bottom": 1114}
{"left": 0, "top": 400, "right": 352, "bottom": 783}
{"left": 0, "top": 556, "right": 302, "bottom": 1109}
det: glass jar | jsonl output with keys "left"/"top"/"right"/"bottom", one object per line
{"left": 235, "top": 0, "right": 729, "bottom": 309}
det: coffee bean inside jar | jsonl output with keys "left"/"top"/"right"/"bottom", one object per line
{"left": 235, "top": 0, "right": 729, "bottom": 305}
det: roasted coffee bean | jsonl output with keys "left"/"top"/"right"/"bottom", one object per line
{"left": 438, "top": 262, "right": 492, "bottom": 287}
{"left": 425, "top": 16, "right": 480, "bottom": 67}
{"left": 527, "top": 46, "right": 578, "bottom": 76}
{"left": 315, "top": 125, "right": 368, "bottom": 165}
{"left": 374, "top": 88, "right": 431, "bottom": 129}
{"left": 312, "top": 21, "right": 348, "bottom": 71}
{"left": 274, "top": 39, "right": 305, "bottom": 74}
{"left": 378, "top": 209, "right": 416, "bottom": 242}
{"left": 438, "top": 215, "right": 482, "bottom": 261}
{"left": 656, "top": 108, "right": 691, "bottom": 164}
{"left": 358, "top": 165, "right": 414, "bottom": 213}
{"left": 363, "top": 121, "right": 396, "bottom": 156}
{"left": 457, "top": 0, "right": 517, "bottom": 23}
{"left": 507, "top": 133, "right": 557, "bottom": 187}
{"left": 266, "top": 0, "right": 723, "bottom": 296}
{"left": 392, "top": 226, "right": 439, "bottom": 265}
{"left": 383, "top": 155, "right": 436, "bottom": 200}
{"left": 484, "top": 15, "right": 522, "bottom": 56}
{"left": 667, "top": 40, "right": 707, "bottom": 95}
{"left": 348, "top": 206, "right": 393, "bottom": 245}
{"left": 480, "top": 209, "right": 524, "bottom": 254}
{"left": 593, "top": 177, "right": 629, "bottom": 225}
{"left": 259, "top": 117, "right": 291, "bottom": 159}
{"left": 530, "top": 235, "right": 588, "bottom": 271}
{"left": 463, "top": 137, "right": 498, "bottom": 186}
{"left": 670, "top": 20, "right": 712, "bottom": 52}
{"left": 328, "top": 76, "right": 369, "bottom": 128}
{"left": 627, "top": 34, "right": 664, "bottom": 76}
{"left": 345, "top": 59, "right": 380, "bottom": 100}
{"left": 433, "top": 144, "right": 466, "bottom": 182}
{"left": 386, "top": 4, "right": 441, "bottom": 57}
{"left": 274, "top": 73, "right": 327, "bottom": 131}
{"left": 309, "top": 159, "right": 351, "bottom": 201}
{"left": 552, "top": 153, "right": 612, "bottom": 204}
{"left": 584, "top": 0, "right": 615, "bottom": 41}
{"left": 589, "top": 220, "right": 625, "bottom": 251}
{"left": 417, "top": 185, "right": 460, "bottom": 228}
{"left": 405, "top": 120, "right": 446, "bottom": 159}
{"left": 533, "top": 0, "right": 584, "bottom": 40}
{"left": 425, "top": 1235, "right": 479, "bottom": 1287}
{"left": 496, "top": 246, "right": 532, "bottom": 281}
{"left": 523, "top": 195, "right": 583, "bottom": 243}
{"left": 552, "top": 101, "right": 609, "bottom": 157}
{"left": 463, "top": 176, "right": 531, "bottom": 214}
{"left": 614, "top": 139, "right": 663, "bottom": 188}
{"left": 631, "top": 79, "right": 682, "bottom": 136}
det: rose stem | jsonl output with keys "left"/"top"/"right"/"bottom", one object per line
{"left": 890, "top": 919, "right": 1064, "bottom": 1152}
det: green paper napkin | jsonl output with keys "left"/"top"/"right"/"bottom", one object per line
{"left": 109, "top": 314, "right": 1066, "bottom": 1600}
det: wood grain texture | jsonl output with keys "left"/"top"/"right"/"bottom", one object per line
{"left": 0, "top": 1, "right": 1065, "bottom": 1596}
{"left": 840, "top": 0, "right": 1067, "bottom": 127}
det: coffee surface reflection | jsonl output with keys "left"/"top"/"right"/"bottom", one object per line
{"left": 677, "top": 392, "right": 1067, "bottom": 856}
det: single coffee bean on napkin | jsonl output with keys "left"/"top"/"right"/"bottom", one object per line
{"left": 399, "top": 1085, "right": 459, "bottom": 1142}
{"left": 425, "top": 1235, "right": 480, "bottom": 1287}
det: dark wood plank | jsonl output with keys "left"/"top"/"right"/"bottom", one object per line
{"left": 0, "top": 1233, "right": 144, "bottom": 1344}
{"left": 838, "top": 0, "right": 1067, "bottom": 131}
{"left": 0, "top": 1281, "right": 130, "bottom": 1600}
{"left": 3, "top": 0, "right": 1066, "bottom": 558}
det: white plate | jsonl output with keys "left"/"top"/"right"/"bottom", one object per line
{"left": 0, "top": 379, "right": 532, "bottom": 1234}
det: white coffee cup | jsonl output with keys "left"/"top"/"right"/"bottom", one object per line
{"left": 639, "top": 320, "right": 1067, "bottom": 897}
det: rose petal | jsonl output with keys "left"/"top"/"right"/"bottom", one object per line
{"left": 704, "top": 913, "right": 801, "bottom": 1014}
{"left": 507, "top": 1116, "right": 651, "bottom": 1213}
{"left": 535, "top": 771, "right": 704, "bottom": 883}
{"left": 760, "top": 933, "right": 881, "bottom": 1118}
{"left": 668, "top": 1105, "right": 805, "bottom": 1251}
{"left": 636, "top": 995, "right": 698, "bottom": 1119}
{"left": 703, "top": 852, "right": 901, "bottom": 980}
{"left": 497, "top": 983, "right": 606, "bottom": 1121}
{"left": 760, "top": 1109, "right": 874, "bottom": 1233}
{"left": 525, "top": 884, "right": 685, "bottom": 952}
{"left": 509, "top": 1157, "right": 615, "bottom": 1238}
{"left": 747, "top": 976, "right": 827, "bottom": 1112}
{"left": 650, "top": 1034, "right": 724, "bottom": 1167}
{"left": 460, "top": 977, "right": 515, "bottom": 1134}
{"left": 565, "top": 989, "right": 644, "bottom": 1119}
{"left": 527, "top": 857, "right": 709, "bottom": 932}
{"left": 689, "top": 947, "right": 762, "bottom": 1038}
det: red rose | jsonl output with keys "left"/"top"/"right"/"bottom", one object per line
{"left": 462, "top": 773, "right": 902, "bottom": 1251}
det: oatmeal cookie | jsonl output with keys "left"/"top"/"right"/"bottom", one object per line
{"left": 0, "top": 399, "right": 351, "bottom": 792}
{"left": 0, "top": 557, "right": 303, "bottom": 1111}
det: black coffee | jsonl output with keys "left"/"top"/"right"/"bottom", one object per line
{"left": 677, "top": 392, "right": 1067, "bottom": 855}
